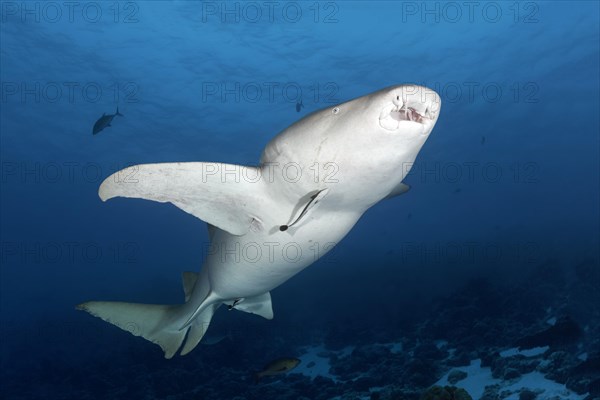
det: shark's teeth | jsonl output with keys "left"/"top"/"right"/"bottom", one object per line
{"left": 379, "top": 103, "right": 400, "bottom": 130}
{"left": 380, "top": 100, "right": 432, "bottom": 131}
{"left": 405, "top": 107, "right": 424, "bottom": 123}
{"left": 379, "top": 103, "right": 396, "bottom": 120}
{"left": 380, "top": 115, "right": 400, "bottom": 130}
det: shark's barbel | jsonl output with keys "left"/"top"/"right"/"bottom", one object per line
{"left": 77, "top": 85, "right": 442, "bottom": 358}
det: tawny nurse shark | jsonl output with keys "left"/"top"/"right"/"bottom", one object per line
{"left": 77, "top": 85, "right": 442, "bottom": 358}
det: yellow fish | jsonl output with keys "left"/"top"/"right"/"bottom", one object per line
{"left": 254, "top": 358, "right": 301, "bottom": 383}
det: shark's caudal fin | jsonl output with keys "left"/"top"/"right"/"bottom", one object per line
{"left": 98, "top": 162, "right": 268, "bottom": 236}
{"left": 77, "top": 272, "right": 218, "bottom": 358}
{"left": 76, "top": 301, "right": 187, "bottom": 359}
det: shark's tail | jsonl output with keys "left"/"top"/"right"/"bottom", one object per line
{"left": 115, "top": 107, "right": 124, "bottom": 117}
{"left": 76, "top": 272, "right": 217, "bottom": 359}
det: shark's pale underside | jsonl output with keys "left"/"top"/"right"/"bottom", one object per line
{"left": 77, "top": 85, "right": 442, "bottom": 358}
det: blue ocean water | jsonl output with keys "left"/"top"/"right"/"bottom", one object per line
{"left": 1, "top": 1, "right": 599, "bottom": 399}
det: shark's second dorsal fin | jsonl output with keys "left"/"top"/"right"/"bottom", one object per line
{"left": 182, "top": 271, "right": 199, "bottom": 302}
{"left": 385, "top": 182, "right": 410, "bottom": 199}
{"left": 99, "top": 162, "right": 269, "bottom": 236}
{"left": 207, "top": 224, "right": 217, "bottom": 241}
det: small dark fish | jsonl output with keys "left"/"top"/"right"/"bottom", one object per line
{"left": 407, "top": 213, "right": 412, "bottom": 220}
{"left": 295, "top": 99, "right": 304, "bottom": 112}
{"left": 481, "top": 136, "right": 486, "bottom": 145}
{"left": 454, "top": 188, "right": 461, "bottom": 193}
{"left": 306, "top": 361, "right": 315, "bottom": 368}
{"left": 200, "top": 330, "right": 233, "bottom": 346}
{"left": 254, "top": 357, "right": 300, "bottom": 383}
{"left": 93, "top": 107, "right": 123, "bottom": 135}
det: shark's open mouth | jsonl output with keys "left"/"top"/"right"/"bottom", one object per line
{"left": 379, "top": 98, "right": 436, "bottom": 131}
{"left": 391, "top": 107, "right": 426, "bottom": 123}
{"left": 379, "top": 85, "right": 440, "bottom": 132}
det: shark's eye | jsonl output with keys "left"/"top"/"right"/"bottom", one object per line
{"left": 332, "top": 107, "right": 340, "bottom": 114}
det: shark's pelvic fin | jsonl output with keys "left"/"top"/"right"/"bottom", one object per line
{"left": 225, "top": 292, "right": 274, "bottom": 320}
{"left": 180, "top": 270, "right": 219, "bottom": 340}
{"left": 180, "top": 303, "right": 220, "bottom": 356}
{"left": 98, "top": 162, "right": 268, "bottom": 236}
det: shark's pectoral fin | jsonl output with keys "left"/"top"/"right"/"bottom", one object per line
{"left": 98, "top": 162, "right": 268, "bottom": 236}
{"left": 225, "top": 292, "right": 274, "bottom": 320}
{"left": 385, "top": 182, "right": 410, "bottom": 199}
